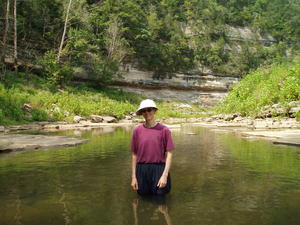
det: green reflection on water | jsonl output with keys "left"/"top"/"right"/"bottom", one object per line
{"left": 1, "top": 126, "right": 300, "bottom": 225}
{"left": 220, "top": 134, "right": 300, "bottom": 182}
{"left": 0, "top": 127, "right": 134, "bottom": 225}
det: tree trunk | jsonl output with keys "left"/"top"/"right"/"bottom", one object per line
{"left": 1, "top": 0, "right": 10, "bottom": 64}
{"left": 57, "top": 0, "right": 72, "bottom": 62}
{"left": 13, "top": 0, "right": 17, "bottom": 71}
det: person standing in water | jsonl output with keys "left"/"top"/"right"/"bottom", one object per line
{"left": 131, "top": 99, "right": 174, "bottom": 196}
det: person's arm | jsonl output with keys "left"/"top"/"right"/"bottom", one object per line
{"left": 131, "top": 153, "right": 138, "bottom": 190}
{"left": 157, "top": 151, "right": 173, "bottom": 188}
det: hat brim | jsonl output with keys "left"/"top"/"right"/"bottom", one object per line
{"left": 136, "top": 107, "right": 158, "bottom": 116}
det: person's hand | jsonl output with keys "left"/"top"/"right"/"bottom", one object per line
{"left": 131, "top": 177, "right": 138, "bottom": 190}
{"left": 157, "top": 175, "right": 167, "bottom": 188}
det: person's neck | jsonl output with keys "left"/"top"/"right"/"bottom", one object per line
{"left": 144, "top": 119, "right": 157, "bottom": 128}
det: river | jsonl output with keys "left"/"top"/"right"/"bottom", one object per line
{"left": 0, "top": 125, "right": 300, "bottom": 225}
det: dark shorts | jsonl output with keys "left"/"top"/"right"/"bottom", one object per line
{"left": 136, "top": 163, "right": 171, "bottom": 196}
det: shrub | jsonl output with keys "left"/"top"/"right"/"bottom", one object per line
{"left": 31, "top": 109, "right": 48, "bottom": 121}
{"left": 215, "top": 55, "right": 300, "bottom": 116}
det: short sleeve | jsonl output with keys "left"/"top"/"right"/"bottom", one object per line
{"left": 164, "top": 128, "right": 175, "bottom": 151}
{"left": 130, "top": 128, "right": 138, "bottom": 153}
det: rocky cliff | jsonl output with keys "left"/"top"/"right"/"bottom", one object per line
{"left": 110, "top": 65, "right": 239, "bottom": 107}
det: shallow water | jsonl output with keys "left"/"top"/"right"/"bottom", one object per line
{"left": 1, "top": 125, "right": 300, "bottom": 225}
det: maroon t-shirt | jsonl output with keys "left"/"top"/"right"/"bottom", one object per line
{"left": 130, "top": 123, "right": 175, "bottom": 163}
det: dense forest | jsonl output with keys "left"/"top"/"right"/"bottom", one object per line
{"left": 1, "top": 0, "right": 300, "bottom": 86}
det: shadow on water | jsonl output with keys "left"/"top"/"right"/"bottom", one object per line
{"left": 0, "top": 125, "right": 300, "bottom": 225}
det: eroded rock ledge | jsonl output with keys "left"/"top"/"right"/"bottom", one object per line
{"left": 0, "top": 134, "right": 88, "bottom": 153}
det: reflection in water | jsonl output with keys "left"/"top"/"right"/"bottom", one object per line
{"left": 13, "top": 191, "right": 22, "bottom": 225}
{"left": 0, "top": 126, "right": 300, "bottom": 225}
{"left": 132, "top": 196, "right": 172, "bottom": 225}
{"left": 58, "top": 184, "right": 71, "bottom": 225}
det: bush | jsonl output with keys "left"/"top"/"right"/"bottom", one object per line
{"left": 31, "top": 109, "right": 48, "bottom": 121}
{"left": 215, "top": 55, "right": 300, "bottom": 116}
{"left": 39, "top": 51, "right": 73, "bottom": 86}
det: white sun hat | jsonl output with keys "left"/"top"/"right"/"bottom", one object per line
{"left": 136, "top": 99, "right": 158, "bottom": 115}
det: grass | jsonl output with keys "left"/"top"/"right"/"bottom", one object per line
{"left": 0, "top": 72, "right": 206, "bottom": 125}
{"left": 214, "top": 55, "right": 300, "bottom": 118}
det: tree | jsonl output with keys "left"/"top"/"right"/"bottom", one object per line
{"left": 57, "top": 0, "right": 72, "bottom": 62}
{"left": 13, "top": 0, "right": 17, "bottom": 71}
{"left": 105, "top": 17, "right": 130, "bottom": 64}
{"left": 1, "top": 0, "right": 10, "bottom": 65}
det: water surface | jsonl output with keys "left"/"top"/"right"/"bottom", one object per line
{"left": 1, "top": 125, "right": 300, "bottom": 225}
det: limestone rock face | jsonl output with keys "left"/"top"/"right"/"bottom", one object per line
{"left": 74, "top": 64, "right": 239, "bottom": 107}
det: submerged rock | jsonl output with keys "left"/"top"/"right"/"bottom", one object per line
{"left": 0, "top": 134, "right": 89, "bottom": 153}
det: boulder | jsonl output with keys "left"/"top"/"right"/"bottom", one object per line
{"left": 224, "top": 114, "right": 237, "bottom": 121}
{"left": 174, "top": 104, "right": 192, "bottom": 109}
{"left": 64, "top": 111, "right": 70, "bottom": 117}
{"left": 288, "top": 101, "right": 300, "bottom": 107}
{"left": 124, "top": 115, "right": 132, "bottom": 120}
{"left": 102, "top": 116, "right": 117, "bottom": 123}
{"left": 0, "top": 126, "right": 4, "bottom": 132}
{"left": 289, "top": 107, "right": 300, "bottom": 113}
{"left": 90, "top": 115, "right": 104, "bottom": 123}
{"left": 73, "top": 116, "right": 86, "bottom": 123}
{"left": 22, "top": 103, "right": 32, "bottom": 113}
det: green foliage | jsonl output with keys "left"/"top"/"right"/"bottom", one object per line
{"left": 215, "top": 55, "right": 300, "bottom": 116}
{"left": 0, "top": 82, "right": 26, "bottom": 125}
{"left": 31, "top": 109, "right": 48, "bottom": 121}
{"left": 4, "top": 0, "right": 299, "bottom": 81}
{"left": 294, "top": 112, "right": 300, "bottom": 122}
{"left": 0, "top": 73, "right": 205, "bottom": 125}
{"left": 39, "top": 51, "right": 73, "bottom": 86}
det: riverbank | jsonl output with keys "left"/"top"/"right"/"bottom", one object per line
{"left": 1, "top": 114, "right": 299, "bottom": 133}
{"left": 1, "top": 116, "right": 300, "bottom": 153}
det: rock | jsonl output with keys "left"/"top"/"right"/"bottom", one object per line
{"left": 52, "top": 106, "right": 61, "bottom": 113}
{"left": 64, "top": 111, "right": 70, "bottom": 117}
{"left": 22, "top": 103, "right": 32, "bottom": 113}
{"left": 205, "top": 117, "right": 213, "bottom": 122}
{"left": 224, "top": 114, "right": 237, "bottom": 121}
{"left": 0, "top": 126, "right": 4, "bottom": 132}
{"left": 271, "top": 103, "right": 282, "bottom": 109}
{"left": 274, "top": 108, "right": 285, "bottom": 115}
{"left": 133, "top": 118, "right": 144, "bottom": 123}
{"left": 102, "top": 116, "right": 117, "bottom": 123}
{"left": 233, "top": 116, "right": 243, "bottom": 122}
{"left": 73, "top": 116, "right": 86, "bottom": 123}
{"left": 211, "top": 114, "right": 225, "bottom": 120}
{"left": 90, "top": 115, "right": 104, "bottom": 123}
{"left": 233, "top": 112, "right": 242, "bottom": 117}
{"left": 289, "top": 107, "right": 300, "bottom": 113}
{"left": 38, "top": 122, "right": 51, "bottom": 126}
{"left": 241, "top": 130, "right": 300, "bottom": 147}
{"left": 0, "top": 134, "right": 88, "bottom": 152}
{"left": 124, "top": 115, "right": 132, "bottom": 120}
{"left": 288, "top": 101, "right": 300, "bottom": 107}
{"left": 258, "top": 109, "right": 272, "bottom": 118}
{"left": 174, "top": 104, "right": 192, "bottom": 109}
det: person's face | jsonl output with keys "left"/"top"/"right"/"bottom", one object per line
{"left": 141, "top": 107, "right": 156, "bottom": 121}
